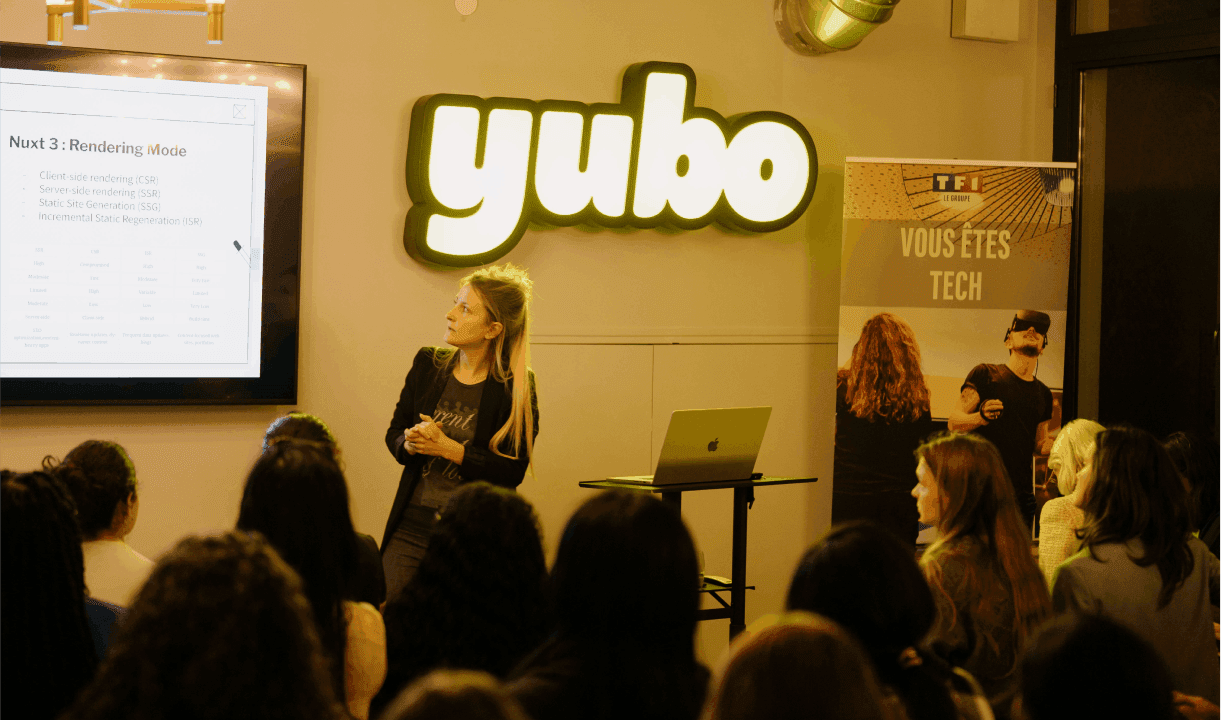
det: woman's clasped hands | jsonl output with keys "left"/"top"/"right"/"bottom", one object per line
{"left": 403, "top": 414, "right": 461, "bottom": 463}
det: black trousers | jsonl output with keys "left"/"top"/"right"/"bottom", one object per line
{"left": 381, "top": 504, "right": 437, "bottom": 602}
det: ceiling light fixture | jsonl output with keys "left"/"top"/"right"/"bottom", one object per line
{"left": 46, "top": 0, "right": 226, "bottom": 45}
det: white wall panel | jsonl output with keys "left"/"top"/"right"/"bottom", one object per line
{"left": 520, "top": 344, "right": 653, "bottom": 562}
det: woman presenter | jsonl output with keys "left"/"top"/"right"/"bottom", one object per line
{"left": 381, "top": 264, "right": 538, "bottom": 601}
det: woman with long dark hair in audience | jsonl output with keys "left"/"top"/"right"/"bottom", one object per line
{"left": 912, "top": 433, "right": 1052, "bottom": 720}
{"left": 62, "top": 531, "right": 348, "bottom": 720}
{"left": 372, "top": 482, "right": 547, "bottom": 717}
{"left": 1162, "top": 430, "right": 1220, "bottom": 557}
{"left": 264, "top": 412, "right": 387, "bottom": 607}
{"left": 701, "top": 612, "right": 892, "bottom": 720}
{"left": 507, "top": 490, "right": 708, "bottom": 720}
{"left": 383, "top": 263, "right": 539, "bottom": 601}
{"left": 833, "top": 312, "right": 936, "bottom": 545}
{"left": 2, "top": 470, "right": 99, "bottom": 720}
{"left": 787, "top": 521, "right": 992, "bottom": 720}
{"left": 1019, "top": 613, "right": 1179, "bottom": 720}
{"left": 1052, "top": 425, "right": 1219, "bottom": 703}
{"left": 1035, "top": 419, "right": 1104, "bottom": 583}
{"left": 237, "top": 439, "right": 386, "bottom": 720}
{"left": 379, "top": 669, "right": 533, "bottom": 720}
{"left": 43, "top": 440, "right": 153, "bottom": 607}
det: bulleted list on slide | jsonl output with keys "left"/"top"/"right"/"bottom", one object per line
{"left": 0, "top": 69, "right": 267, "bottom": 378}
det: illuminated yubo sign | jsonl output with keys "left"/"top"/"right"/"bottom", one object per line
{"left": 405, "top": 62, "right": 818, "bottom": 267}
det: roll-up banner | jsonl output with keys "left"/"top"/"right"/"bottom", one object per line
{"left": 834, "top": 157, "right": 1076, "bottom": 537}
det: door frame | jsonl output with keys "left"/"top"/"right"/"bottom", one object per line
{"left": 1052, "top": 1, "right": 1218, "bottom": 421}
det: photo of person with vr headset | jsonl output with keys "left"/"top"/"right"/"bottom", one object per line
{"left": 948, "top": 310, "right": 1056, "bottom": 527}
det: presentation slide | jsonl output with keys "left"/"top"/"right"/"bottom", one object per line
{"left": 0, "top": 68, "right": 267, "bottom": 379}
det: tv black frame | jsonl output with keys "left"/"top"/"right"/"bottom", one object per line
{"left": 1, "top": 42, "right": 305, "bottom": 406}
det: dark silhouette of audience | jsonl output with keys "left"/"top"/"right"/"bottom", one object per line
{"left": 1051, "top": 425, "right": 1220, "bottom": 703}
{"left": 263, "top": 412, "right": 387, "bottom": 607}
{"left": 262, "top": 411, "right": 341, "bottom": 453}
{"left": 914, "top": 432, "right": 1052, "bottom": 719}
{"left": 787, "top": 521, "right": 988, "bottom": 720}
{"left": 1019, "top": 613, "right": 1177, "bottom": 720}
{"left": 378, "top": 669, "right": 532, "bottom": 720}
{"left": 60, "top": 531, "right": 348, "bottom": 720}
{"left": 702, "top": 612, "right": 892, "bottom": 720}
{"left": 507, "top": 490, "right": 708, "bottom": 720}
{"left": 2, "top": 470, "right": 100, "bottom": 720}
{"left": 7, "top": 421, "right": 1219, "bottom": 720}
{"left": 372, "top": 481, "right": 548, "bottom": 717}
{"left": 1162, "top": 430, "right": 1220, "bottom": 557}
{"left": 237, "top": 438, "right": 386, "bottom": 719}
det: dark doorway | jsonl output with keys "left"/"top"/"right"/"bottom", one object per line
{"left": 1054, "top": 1, "right": 1219, "bottom": 441}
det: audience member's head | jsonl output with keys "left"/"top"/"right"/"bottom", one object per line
{"left": 44, "top": 440, "right": 139, "bottom": 542}
{"left": 509, "top": 490, "right": 706, "bottom": 720}
{"left": 1048, "top": 419, "right": 1104, "bottom": 497}
{"left": 1162, "top": 430, "right": 1219, "bottom": 537}
{"left": 379, "top": 670, "right": 532, "bottom": 720}
{"left": 377, "top": 483, "right": 546, "bottom": 712}
{"left": 61, "top": 531, "right": 347, "bottom": 720}
{"left": 264, "top": 412, "right": 340, "bottom": 456}
{"left": 787, "top": 521, "right": 956, "bottom": 720}
{"left": 236, "top": 439, "right": 360, "bottom": 699}
{"left": 2, "top": 470, "right": 98, "bottom": 720}
{"left": 551, "top": 489, "right": 700, "bottom": 647}
{"left": 1081, "top": 425, "right": 1194, "bottom": 608}
{"left": 1019, "top": 613, "right": 1175, "bottom": 720}
{"left": 916, "top": 432, "right": 1024, "bottom": 541}
{"left": 263, "top": 412, "right": 387, "bottom": 606}
{"left": 702, "top": 612, "right": 892, "bottom": 720}
{"left": 915, "top": 433, "right": 1051, "bottom": 643}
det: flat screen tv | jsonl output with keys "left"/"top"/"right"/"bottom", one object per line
{"left": 1, "top": 42, "right": 304, "bottom": 405}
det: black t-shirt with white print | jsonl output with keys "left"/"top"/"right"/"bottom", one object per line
{"left": 411, "top": 374, "right": 483, "bottom": 509}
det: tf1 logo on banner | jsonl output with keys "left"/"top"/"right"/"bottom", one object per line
{"left": 404, "top": 62, "right": 818, "bottom": 267}
{"left": 932, "top": 172, "right": 986, "bottom": 210}
{"left": 932, "top": 173, "right": 985, "bottom": 193}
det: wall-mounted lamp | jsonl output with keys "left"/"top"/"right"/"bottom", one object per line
{"left": 774, "top": 0, "right": 900, "bottom": 55}
{"left": 46, "top": 0, "right": 225, "bottom": 45}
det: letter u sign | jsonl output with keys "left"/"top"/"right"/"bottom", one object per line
{"left": 405, "top": 62, "right": 818, "bottom": 267}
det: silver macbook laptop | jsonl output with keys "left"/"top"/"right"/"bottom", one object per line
{"left": 608, "top": 406, "right": 772, "bottom": 486}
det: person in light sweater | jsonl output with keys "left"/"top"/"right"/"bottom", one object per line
{"left": 46, "top": 441, "right": 152, "bottom": 607}
{"left": 1036, "top": 419, "right": 1104, "bottom": 584}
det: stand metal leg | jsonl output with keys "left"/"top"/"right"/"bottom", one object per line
{"left": 730, "top": 485, "right": 749, "bottom": 640}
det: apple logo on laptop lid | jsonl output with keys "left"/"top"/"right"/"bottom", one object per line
{"left": 708, "top": 438, "right": 718, "bottom": 452}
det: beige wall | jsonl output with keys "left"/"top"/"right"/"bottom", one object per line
{"left": 0, "top": 0, "right": 1055, "bottom": 664}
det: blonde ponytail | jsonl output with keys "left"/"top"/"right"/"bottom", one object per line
{"left": 489, "top": 311, "right": 534, "bottom": 461}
